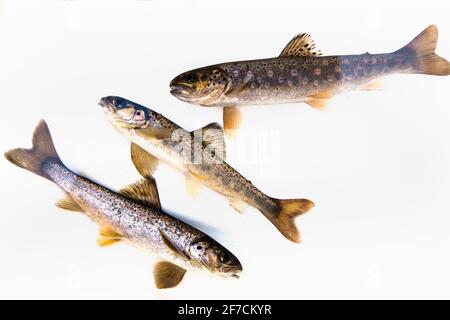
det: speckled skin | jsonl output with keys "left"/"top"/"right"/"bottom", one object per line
{"left": 172, "top": 50, "right": 417, "bottom": 107}
{"left": 123, "top": 112, "right": 280, "bottom": 221}
{"left": 42, "top": 159, "right": 210, "bottom": 272}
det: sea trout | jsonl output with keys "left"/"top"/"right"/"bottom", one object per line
{"left": 170, "top": 25, "right": 450, "bottom": 137}
{"left": 100, "top": 96, "right": 315, "bottom": 243}
{"left": 5, "top": 120, "right": 242, "bottom": 289}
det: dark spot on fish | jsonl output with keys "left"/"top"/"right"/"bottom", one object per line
{"left": 327, "top": 74, "right": 334, "bottom": 82}
{"left": 335, "top": 73, "right": 343, "bottom": 81}
{"left": 357, "top": 69, "right": 364, "bottom": 77}
{"left": 313, "top": 79, "right": 320, "bottom": 86}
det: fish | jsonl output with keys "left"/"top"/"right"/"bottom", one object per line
{"left": 169, "top": 25, "right": 450, "bottom": 137}
{"left": 4, "top": 120, "right": 242, "bottom": 289}
{"left": 100, "top": 96, "right": 315, "bottom": 243}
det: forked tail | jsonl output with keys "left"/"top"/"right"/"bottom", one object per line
{"left": 262, "top": 198, "right": 315, "bottom": 243}
{"left": 4, "top": 120, "right": 62, "bottom": 179}
{"left": 397, "top": 25, "right": 450, "bottom": 76}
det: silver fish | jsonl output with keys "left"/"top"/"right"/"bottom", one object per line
{"left": 5, "top": 120, "right": 242, "bottom": 289}
{"left": 100, "top": 97, "right": 314, "bottom": 243}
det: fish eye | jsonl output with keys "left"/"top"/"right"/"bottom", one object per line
{"left": 186, "top": 74, "right": 195, "bottom": 81}
{"left": 220, "top": 253, "right": 231, "bottom": 264}
{"left": 196, "top": 245, "right": 203, "bottom": 251}
{"left": 136, "top": 110, "right": 142, "bottom": 117}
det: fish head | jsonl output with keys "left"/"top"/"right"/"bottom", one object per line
{"left": 170, "top": 67, "right": 230, "bottom": 106}
{"left": 99, "top": 96, "right": 160, "bottom": 130}
{"left": 188, "top": 238, "right": 242, "bottom": 279}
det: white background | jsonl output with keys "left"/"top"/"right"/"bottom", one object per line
{"left": 0, "top": 0, "right": 449, "bottom": 299}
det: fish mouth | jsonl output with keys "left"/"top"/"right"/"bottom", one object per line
{"left": 170, "top": 83, "right": 194, "bottom": 99}
{"left": 98, "top": 97, "right": 116, "bottom": 114}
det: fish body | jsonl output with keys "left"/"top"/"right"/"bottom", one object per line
{"left": 170, "top": 25, "right": 450, "bottom": 133}
{"left": 5, "top": 121, "right": 242, "bottom": 288}
{"left": 201, "top": 52, "right": 411, "bottom": 107}
{"left": 101, "top": 97, "right": 314, "bottom": 243}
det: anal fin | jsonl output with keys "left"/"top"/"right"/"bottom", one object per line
{"left": 227, "top": 197, "right": 247, "bottom": 214}
{"left": 56, "top": 193, "right": 83, "bottom": 212}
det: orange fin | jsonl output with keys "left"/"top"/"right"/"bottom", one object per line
{"left": 305, "top": 97, "right": 329, "bottom": 110}
{"left": 359, "top": 80, "right": 384, "bottom": 91}
{"left": 305, "top": 90, "right": 335, "bottom": 110}
{"left": 223, "top": 106, "right": 242, "bottom": 139}
{"left": 398, "top": 25, "right": 450, "bottom": 76}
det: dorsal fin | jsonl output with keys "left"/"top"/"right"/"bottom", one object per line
{"left": 120, "top": 177, "right": 161, "bottom": 210}
{"left": 198, "top": 122, "right": 226, "bottom": 160}
{"left": 280, "top": 33, "right": 322, "bottom": 57}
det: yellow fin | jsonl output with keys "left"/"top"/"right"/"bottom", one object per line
{"left": 130, "top": 143, "right": 159, "bottom": 179}
{"left": 135, "top": 127, "right": 172, "bottom": 140}
{"left": 56, "top": 193, "right": 83, "bottom": 212}
{"left": 120, "top": 177, "right": 161, "bottom": 210}
{"left": 280, "top": 33, "right": 322, "bottom": 57}
{"left": 305, "top": 97, "right": 328, "bottom": 110}
{"left": 305, "top": 90, "right": 334, "bottom": 110}
{"left": 223, "top": 106, "right": 242, "bottom": 139}
{"left": 359, "top": 80, "right": 384, "bottom": 91}
{"left": 227, "top": 197, "right": 247, "bottom": 214}
{"left": 153, "top": 261, "right": 187, "bottom": 289}
{"left": 97, "top": 226, "right": 122, "bottom": 247}
{"left": 159, "top": 229, "right": 190, "bottom": 261}
{"left": 185, "top": 175, "right": 202, "bottom": 199}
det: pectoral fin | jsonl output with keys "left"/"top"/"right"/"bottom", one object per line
{"left": 153, "top": 261, "right": 187, "bottom": 289}
{"left": 280, "top": 33, "right": 322, "bottom": 57}
{"left": 120, "top": 177, "right": 161, "bottom": 210}
{"left": 130, "top": 143, "right": 159, "bottom": 178}
{"left": 56, "top": 193, "right": 83, "bottom": 212}
{"left": 159, "top": 229, "right": 190, "bottom": 261}
{"left": 97, "top": 226, "right": 123, "bottom": 247}
{"left": 135, "top": 127, "right": 172, "bottom": 140}
{"left": 223, "top": 106, "right": 242, "bottom": 139}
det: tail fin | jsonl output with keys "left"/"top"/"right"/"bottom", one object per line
{"left": 4, "top": 120, "right": 61, "bottom": 179}
{"left": 398, "top": 25, "right": 450, "bottom": 76}
{"left": 263, "top": 198, "right": 315, "bottom": 243}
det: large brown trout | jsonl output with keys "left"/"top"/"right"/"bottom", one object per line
{"left": 5, "top": 120, "right": 242, "bottom": 289}
{"left": 170, "top": 25, "right": 450, "bottom": 137}
{"left": 100, "top": 96, "right": 314, "bottom": 243}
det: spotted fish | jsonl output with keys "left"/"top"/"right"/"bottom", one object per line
{"left": 5, "top": 120, "right": 242, "bottom": 289}
{"left": 170, "top": 25, "right": 450, "bottom": 137}
{"left": 100, "top": 96, "right": 315, "bottom": 243}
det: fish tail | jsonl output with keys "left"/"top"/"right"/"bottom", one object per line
{"left": 4, "top": 120, "right": 62, "bottom": 179}
{"left": 398, "top": 25, "right": 450, "bottom": 76}
{"left": 264, "top": 198, "right": 315, "bottom": 243}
